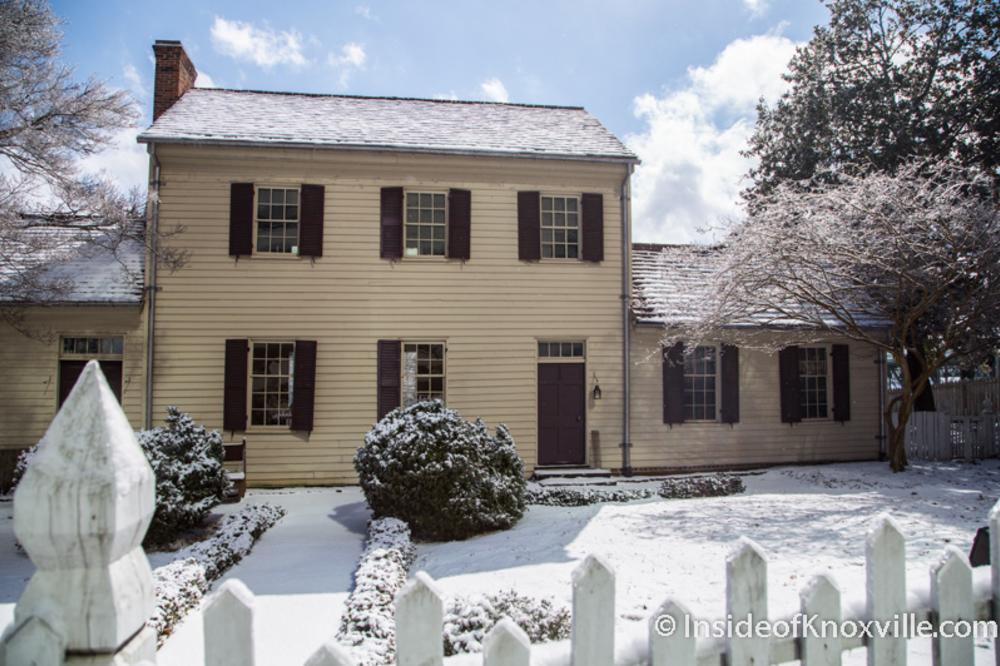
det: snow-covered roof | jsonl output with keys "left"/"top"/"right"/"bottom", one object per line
{"left": 138, "top": 88, "right": 636, "bottom": 162}
{"left": 632, "top": 243, "right": 723, "bottom": 326}
{"left": 0, "top": 217, "right": 145, "bottom": 306}
{"left": 631, "top": 243, "right": 890, "bottom": 329}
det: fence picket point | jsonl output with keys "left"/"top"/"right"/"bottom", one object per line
{"left": 3, "top": 615, "right": 63, "bottom": 666}
{"left": 649, "top": 599, "right": 695, "bottom": 666}
{"left": 204, "top": 578, "right": 256, "bottom": 666}
{"left": 395, "top": 571, "right": 444, "bottom": 666}
{"left": 866, "top": 513, "right": 906, "bottom": 666}
{"left": 483, "top": 617, "right": 530, "bottom": 666}
{"left": 726, "top": 537, "right": 768, "bottom": 666}
{"left": 930, "top": 546, "right": 974, "bottom": 666}
{"left": 800, "top": 574, "right": 842, "bottom": 666}
{"left": 304, "top": 640, "right": 358, "bottom": 666}
{"left": 571, "top": 554, "right": 615, "bottom": 666}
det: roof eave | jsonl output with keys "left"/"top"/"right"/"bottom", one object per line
{"left": 136, "top": 135, "right": 640, "bottom": 165}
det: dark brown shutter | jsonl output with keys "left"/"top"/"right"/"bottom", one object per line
{"left": 229, "top": 183, "right": 254, "bottom": 257}
{"left": 448, "top": 188, "right": 471, "bottom": 260}
{"left": 779, "top": 346, "right": 802, "bottom": 423}
{"left": 517, "top": 191, "right": 541, "bottom": 261}
{"left": 662, "top": 342, "right": 686, "bottom": 425}
{"left": 223, "top": 339, "right": 249, "bottom": 432}
{"left": 720, "top": 345, "right": 740, "bottom": 424}
{"left": 380, "top": 187, "right": 403, "bottom": 259}
{"left": 299, "top": 184, "right": 324, "bottom": 258}
{"left": 291, "top": 340, "right": 317, "bottom": 431}
{"left": 377, "top": 340, "right": 401, "bottom": 420}
{"left": 832, "top": 344, "right": 851, "bottom": 422}
{"left": 581, "top": 193, "right": 604, "bottom": 262}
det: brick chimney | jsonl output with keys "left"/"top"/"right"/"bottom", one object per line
{"left": 152, "top": 40, "right": 197, "bottom": 121}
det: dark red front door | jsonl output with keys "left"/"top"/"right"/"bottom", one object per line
{"left": 538, "top": 363, "right": 585, "bottom": 465}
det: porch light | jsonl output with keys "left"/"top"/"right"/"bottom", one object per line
{"left": 592, "top": 374, "right": 602, "bottom": 401}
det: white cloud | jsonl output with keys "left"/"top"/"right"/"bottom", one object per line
{"left": 743, "top": 0, "right": 770, "bottom": 16}
{"left": 195, "top": 71, "right": 217, "bottom": 88}
{"left": 122, "top": 63, "right": 146, "bottom": 98}
{"left": 480, "top": 78, "right": 509, "bottom": 103}
{"left": 210, "top": 16, "right": 308, "bottom": 67}
{"left": 433, "top": 91, "right": 459, "bottom": 101}
{"left": 355, "top": 5, "right": 377, "bottom": 21}
{"left": 626, "top": 33, "right": 798, "bottom": 244}
{"left": 78, "top": 128, "right": 148, "bottom": 194}
{"left": 327, "top": 42, "right": 367, "bottom": 88}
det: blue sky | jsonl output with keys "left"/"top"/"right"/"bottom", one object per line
{"left": 55, "top": 0, "right": 828, "bottom": 243}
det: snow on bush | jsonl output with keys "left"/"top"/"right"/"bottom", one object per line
{"left": 525, "top": 486, "right": 654, "bottom": 506}
{"left": 11, "top": 407, "right": 231, "bottom": 546}
{"left": 443, "top": 590, "right": 570, "bottom": 656}
{"left": 658, "top": 473, "right": 745, "bottom": 499}
{"left": 139, "top": 407, "right": 231, "bottom": 546}
{"left": 355, "top": 401, "right": 527, "bottom": 540}
{"left": 149, "top": 502, "right": 285, "bottom": 644}
{"left": 337, "top": 517, "right": 416, "bottom": 666}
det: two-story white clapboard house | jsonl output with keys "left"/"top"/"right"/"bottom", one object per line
{"left": 0, "top": 40, "right": 882, "bottom": 486}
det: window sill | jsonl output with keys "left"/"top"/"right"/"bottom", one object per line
{"left": 245, "top": 426, "right": 293, "bottom": 434}
{"left": 245, "top": 253, "right": 304, "bottom": 260}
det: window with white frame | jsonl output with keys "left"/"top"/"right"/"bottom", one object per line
{"left": 683, "top": 345, "right": 717, "bottom": 421}
{"left": 405, "top": 192, "right": 447, "bottom": 257}
{"left": 61, "top": 335, "right": 124, "bottom": 357}
{"left": 540, "top": 196, "right": 579, "bottom": 259}
{"left": 251, "top": 342, "right": 295, "bottom": 426}
{"left": 402, "top": 343, "right": 445, "bottom": 405}
{"left": 538, "top": 341, "right": 585, "bottom": 358}
{"left": 798, "top": 346, "right": 829, "bottom": 419}
{"left": 256, "top": 187, "right": 300, "bottom": 253}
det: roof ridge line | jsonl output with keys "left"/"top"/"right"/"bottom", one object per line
{"left": 190, "top": 87, "right": 587, "bottom": 111}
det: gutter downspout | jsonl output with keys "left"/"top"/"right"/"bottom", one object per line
{"left": 877, "top": 349, "right": 887, "bottom": 460}
{"left": 144, "top": 144, "right": 161, "bottom": 430}
{"left": 620, "top": 164, "right": 634, "bottom": 476}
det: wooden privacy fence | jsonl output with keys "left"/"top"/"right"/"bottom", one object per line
{"left": 3, "top": 361, "right": 1000, "bottom": 666}
{"left": 904, "top": 411, "right": 1000, "bottom": 461}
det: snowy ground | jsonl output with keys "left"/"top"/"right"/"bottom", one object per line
{"left": 0, "top": 461, "right": 996, "bottom": 664}
{"left": 417, "top": 460, "right": 1000, "bottom": 665}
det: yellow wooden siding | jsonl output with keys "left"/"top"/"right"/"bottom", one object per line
{"left": 152, "top": 144, "right": 628, "bottom": 485}
{"left": 628, "top": 327, "right": 881, "bottom": 469}
{"left": 0, "top": 307, "right": 145, "bottom": 452}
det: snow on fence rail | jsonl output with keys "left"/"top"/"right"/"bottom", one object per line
{"left": 905, "top": 411, "right": 1000, "bottom": 461}
{"left": 2, "top": 360, "right": 1000, "bottom": 666}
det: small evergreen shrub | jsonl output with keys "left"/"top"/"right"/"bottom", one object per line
{"left": 658, "top": 473, "right": 745, "bottom": 499}
{"left": 138, "top": 407, "right": 231, "bottom": 546}
{"left": 443, "top": 591, "right": 571, "bottom": 656}
{"left": 355, "top": 401, "right": 527, "bottom": 540}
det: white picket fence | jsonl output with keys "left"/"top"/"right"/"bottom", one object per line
{"left": 904, "top": 411, "right": 1000, "bottom": 461}
{"left": 3, "top": 360, "right": 1000, "bottom": 666}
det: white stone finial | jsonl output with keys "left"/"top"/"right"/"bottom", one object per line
{"left": 11, "top": 360, "right": 156, "bottom": 656}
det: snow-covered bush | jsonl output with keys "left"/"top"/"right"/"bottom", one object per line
{"left": 337, "top": 518, "right": 415, "bottom": 666}
{"left": 355, "top": 401, "right": 527, "bottom": 540}
{"left": 658, "top": 473, "right": 745, "bottom": 499}
{"left": 150, "top": 502, "right": 285, "bottom": 644}
{"left": 526, "top": 485, "right": 654, "bottom": 506}
{"left": 138, "top": 407, "right": 231, "bottom": 546}
{"left": 443, "top": 591, "right": 571, "bottom": 656}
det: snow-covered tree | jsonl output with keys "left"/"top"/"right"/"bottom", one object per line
{"left": 664, "top": 160, "right": 1000, "bottom": 472}
{"left": 743, "top": 0, "right": 1000, "bottom": 409}
{"left": 0, "top": 0, "right": 185, "bottom": 333}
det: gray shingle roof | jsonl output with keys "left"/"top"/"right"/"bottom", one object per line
{"left": 138, "top": 88, "right": 636, "bottom": 162}
{"left": 632, "top": 243, "right": 722, "bottom": 326}
{"left": 631, "top": 243, "right": 890, "bottom": 329}
{"left": 0, "top": 219, "right": 145, "bottom": 305}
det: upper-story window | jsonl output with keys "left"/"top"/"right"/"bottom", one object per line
{"left": 256, "top": 187, "right": 299, "bottom": 254}
{"left": 683, "top": 345, "right": 718, "bottom": 421}
{"left": 541, "top": 196, "right": 579, "bottom": 259}
{"left": 405, "top": 192, "right": 447, "bottom": 257}
{"left": 799, "top": 346, "right": 829, "bottom": 419}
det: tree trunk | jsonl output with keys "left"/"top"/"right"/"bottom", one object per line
{"left": 906, "top": 342, "right": 935, "bottom": 411}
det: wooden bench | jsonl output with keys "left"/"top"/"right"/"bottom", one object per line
{"left": 223, "top": 440, "right": 247, "bottom": 502}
